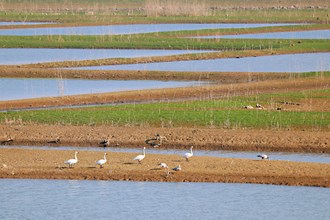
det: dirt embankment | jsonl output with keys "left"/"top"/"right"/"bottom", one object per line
{"left": 1, "top": 124, "right": 329, "bottom": 153}
{"left": 0, "top": 148, "right": 329, "bottom": 187}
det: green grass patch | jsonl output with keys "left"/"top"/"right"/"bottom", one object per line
{"left": 0, "top": 34, "right": 329, "bottom": 52}
{"left": 1, "top": 89, "right": 329, "bottom": 130}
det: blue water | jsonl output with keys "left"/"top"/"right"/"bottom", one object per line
{"left": 193, "top": 29, "right": 330, "bottom": 39}
{"left": 0, "top": 78, "right": 204, "bottom": 101}
{"left": 73, "top": 52, "right": 330, "bottom": 73}
{"left": 0, "top": 179, "right": 329, "bottom": 220}
{"left": 1, "top": 145, "right": 329, "bottom": 164}
{"left": 0, "top": 23, "right": 301, "bottom": 36}
{"left": 0, "top": 21, "right": 51, "bottom": 26}
{"left": 0, "top": 48, "right": 211, "bottom": 65}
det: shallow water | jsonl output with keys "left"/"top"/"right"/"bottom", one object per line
{"left": 0, "top": 23, "right": 300, "bottom": 36}
{"left": 2, "top": 145, "right": 329, "bottom": 164}
{"left": 193, "top": 29, "right": 330, "bottom": 39}
{"left": 73, "top": 52, "right": 330, "bottom": 73}
{"left": 0, "top": 78, "right": 203, "bottom": 101}
{"left": 0, "top": 48, "right": 211, "bottom": 65}
{"left": 0, "top": 21, "right": 50, "bottom": 26}
{"left": 0, "top": 179, "right": 329, "bottom": 220}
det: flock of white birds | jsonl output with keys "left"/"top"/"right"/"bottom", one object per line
{"left": 64, "top": 144, "right": 269, "bottom": 173}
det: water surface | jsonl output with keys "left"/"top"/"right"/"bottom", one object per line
{"left": 194, "top": 29, "right": 330, "bottom": 39}
{"left": 0, "top": 78, "right": 203, "bottom": 101}
{"left": 0, "top": 23, "right": 300, "bottom": 36}
{"left": 2, "top": 145, "right": 329, "bottom": 164}
{"left": 0, "top": 21, "right": 50, "bottom": 26}
{"left": 0, "top": 179, "right": 329, "bottom": 220}
{"left": 74, "top": 52, "right": 330, "bottom": 73}
{"left": 0, "top": 48, "right": 211, "bottom": 65}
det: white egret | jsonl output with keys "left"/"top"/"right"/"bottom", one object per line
{"left": 64, "top": 151, "right": 79, "bottom": 168}
{"left": 133, "top": 147, "right": 146, "bottom": 164}
{"left": 183, "top": 146, "right": 194, "bottom": 161}
{"left": 96, "top": 153, "right": 107, "bottom": 168}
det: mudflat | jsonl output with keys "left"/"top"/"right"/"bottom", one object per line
{"left": 0, "top": 124, "right": 329, "bottom": 153}
{"left": 1, "top": 148, "right": 329, "bottom": 187}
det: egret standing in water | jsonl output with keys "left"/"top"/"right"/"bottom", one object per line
{"left": 183, "top": 146, "right": 194, "bottom": 162}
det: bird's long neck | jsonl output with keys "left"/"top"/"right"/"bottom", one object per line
{"left": 75, "top": 152, "right": 78, "bottom": 160}
{"left": 190, "top": 147, "right": 193, "bottom": 154}
{"left": 104, "top": 153, "right": 107, "bottom": 161}
{"left": 143, "top": 148, "right": 145, "bottom": 156}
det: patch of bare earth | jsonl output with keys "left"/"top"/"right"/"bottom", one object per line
{"left": 0, "top": 148, "right": 329, "bottom": 187}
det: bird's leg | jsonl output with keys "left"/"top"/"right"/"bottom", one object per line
{"left": 165, "top": 168, "right": 169, "bottom": 177}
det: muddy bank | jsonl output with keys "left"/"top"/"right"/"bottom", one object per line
{"left": 0, "top": 148, "right": 329, "bottom": 187}
{"left": 1, "top": 77, "right": 329, "bottom": 111}
{"left": 1, "top": 124, "right": 329, "bottom": 153}
{"left": 0, "top": 66, "right": 293, "bottom": 82}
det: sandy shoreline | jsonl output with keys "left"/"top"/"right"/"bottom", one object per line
{"left": 0, "top": 148, "right": 329, "bottom": 187}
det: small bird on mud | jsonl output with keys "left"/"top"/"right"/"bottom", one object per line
{"left": 64, "top": 151, "right": 79, "bottom": 168}
{"left": 96, "top": 153, "right": 107, "bottom": 168}
{"left": 183, "top": 146, "right": 194, "bottom": 162}
{"left": 159, "top": 162, "right": 168, "bottom": 169}
{"left": 47, "top": 136, "right": 60, "bottom": 144}
{"left": 133, "top": 147, "right": 146, "bottom": 164}
{"left": 159, "top": 162, "right": 169, "bottom": 176}
{"left": 257, "top": 154, "right": 269, "bottom": 160}
{"left": 99, "top": 139, "right": 110, "bottom": 148}
{"left": 172, "top": 165, "right": 181, "bottom": 171}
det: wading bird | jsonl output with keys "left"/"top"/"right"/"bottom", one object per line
{"left": 64, "top": 151, "right": 79, "bottom": 168}
{"left": 257, "top": 154, "right": 269, "bottom": 160}
{"left": 183, "top": 146, "right": 194, "bottom": 162}
{"left": 172, "top": 165, "right": 181, "bottom": 171}
{"left": 133, "top": 147, "right": 146, "bottom": 164}
{"left": 159, "top": 162, "right": 169, "bottom": 176}
{"left": 96, "top": 153, "right": 107, "bottom": 168}
{"left": 99, "top": 139, "right": 110, "bottom": 148}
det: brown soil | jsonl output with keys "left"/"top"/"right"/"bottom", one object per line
{"left": 1, "top": 148, "right": 329, "bottom": 187}
{"left": 1, "top": 0, "right": 328, "bottom": 13}
{"left": 1, "top": 124, "right": 329, "bottom": 153}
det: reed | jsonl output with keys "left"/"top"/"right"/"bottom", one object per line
{"left": 145, "top": 0, "right": 209, "bottom": 17}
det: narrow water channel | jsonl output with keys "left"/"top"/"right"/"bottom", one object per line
{"left": 1, "top": 145, "right": 329, "bottom": 164}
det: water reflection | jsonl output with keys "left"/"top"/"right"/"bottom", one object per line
{"left": 0, "top": 179, "right": 329, "bottom": 220}
{"left": 0, "top": 78, "right": 203, "bottom": 101}
{"left": 73, "top": 52, "right": 330, "bottom": 73}
{"left": 0, "top": 48, "right": 211, "bottom": 65}
{"left": 0, "top": 23, "right": 301, "bottom": 36}
{"left": 194, "top": 30, "right": 330, "bottom": 39}
{"left": 1, "top": 145, "right": 329, "bottom": 164}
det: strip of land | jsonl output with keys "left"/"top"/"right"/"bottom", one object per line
{"left": 0, "top": 148, "right": 329, "bottom": 187}
{"left": 1, "top": 124, "right": 329, "bottom": 153}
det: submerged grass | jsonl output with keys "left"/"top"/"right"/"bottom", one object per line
{"left": 1, "top": 89, "right": 329, "bottom": 130}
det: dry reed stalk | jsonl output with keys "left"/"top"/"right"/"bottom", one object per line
{"left": 145, "top": 0, "right": 210, "bottom": 17}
